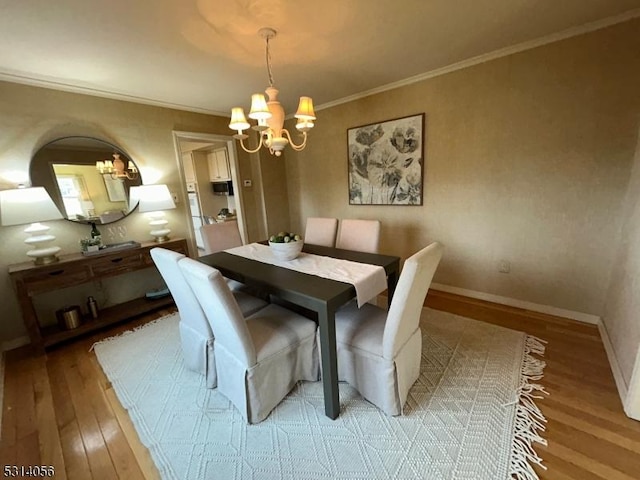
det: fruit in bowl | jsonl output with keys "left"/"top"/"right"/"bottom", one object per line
{"left": 268, "top": 232, "right": 304, "bottom": 261}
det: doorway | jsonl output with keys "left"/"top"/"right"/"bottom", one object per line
{"left": 172, "top": 131, "right": 247, "bottom": 257}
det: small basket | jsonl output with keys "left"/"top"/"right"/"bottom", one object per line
{"left": 268, "top": 240, "right": 304, "bottom": 261}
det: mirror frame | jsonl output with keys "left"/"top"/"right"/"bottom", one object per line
{"left": 30, "top": 136, "right": 142, "bottom": 224}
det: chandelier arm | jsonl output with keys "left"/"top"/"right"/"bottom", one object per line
{"left": 281, "top": 129, "right": 308, "bottom": 151}
{"left": 238, "top": 135, "right": 265, "bottom": 154}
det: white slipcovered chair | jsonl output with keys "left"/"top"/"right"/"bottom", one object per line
{"left": 149, "top": 248, "right": 268, "bottom": 388}
{"left": 200, "top": 220, "right": 243, "bottom": 254}
{"left": 200, "top": 219, "right": 261, "bottom": 293}
{"left": 178, "top": 257, "right": 319, "bottom": 424}
{"left": 336, "top": 219, "right": 381, "bottom": 253}
{"left": 304, "top": 217, "right": 338, "bottom": 247}
{"left": 333, "top": 242, "right": 443, "bottom": 415}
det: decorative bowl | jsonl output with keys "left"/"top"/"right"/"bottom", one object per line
{"left": 268, "top": 240, "right": 304, "bottom": 261}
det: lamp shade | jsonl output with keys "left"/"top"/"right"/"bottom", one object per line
{"left": 130, "top": 184, "right": 176, "bottom": 213}
{"left": 295, "top": 96, "right": 316, "bottom": 121}
{"left": 130, "top": 184, "right": 176, "bottom": 243}
{"left": 248, "top": 93, "right": 271, "bottom": 120}
{"left": 0, "top": 187, "right": 63, "bottom": 226}
{"left": 229, "top": 107, "right": 250, "bottom": 131}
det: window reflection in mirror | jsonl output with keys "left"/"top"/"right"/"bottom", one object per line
{"left": 30, "top": 137, "right": 142, "bottom": 224}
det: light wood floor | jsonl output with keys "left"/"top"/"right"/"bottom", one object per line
{"left": 2, "top": 291, "right": 640, "bottom": 479}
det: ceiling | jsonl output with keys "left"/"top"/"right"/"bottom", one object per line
{"left": 1, "top": 1, "right": 639, "bottom": 117}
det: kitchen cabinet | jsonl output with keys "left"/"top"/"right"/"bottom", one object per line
{"left": 208, "top": 148, "right": 231, "bottom": 181}
{"left": 182, "top": 152, "right": 196, "bottom": 183}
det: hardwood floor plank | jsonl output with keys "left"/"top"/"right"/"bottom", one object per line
{"left": 13, "top": 353, "right": 37, "bottom": 444}
{"left": 58, "top": 422, "right": 93, "bottom": 480}
{"left": 14, "top": 431, "right": 40, "bottom": 473}
{"left": 62, "top": 355, "right": 119, "bottom": 479}
{"left": 73, "top": 342, "right": 145, "bottom": 480}
{"left": 104, "top": 387, "right": 160, "bottom": 480}
{"left": 32, "top": 353, "right": 67, "bottom": 479}
{"left": 544, "top": 440, "right": 640, "bottom": 480}
{"left": 47, "top": 349, "right": 92, "bottom": 479}
{"left": 543, "top": 404, "right": 640, "bottom": 453}
{"left": 543, "top": 396, "right": 640, "bottom": 434}
{"left": 539, "top": 450, "right": 610, "bottom": 480}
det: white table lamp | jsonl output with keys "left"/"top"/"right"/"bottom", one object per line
{"left": 130, "top": 184, "right": 176, "bottom": 243}
{"left": 0, "top": 186, "right": 64, "bottom": 264}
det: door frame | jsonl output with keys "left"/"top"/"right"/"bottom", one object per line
{"left": 172, "top": 131, "right": 248, "bottom": 254}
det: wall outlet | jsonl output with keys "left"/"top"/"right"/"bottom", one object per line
{"left": 498, "top": 260, "right": 511, "bottom": 273}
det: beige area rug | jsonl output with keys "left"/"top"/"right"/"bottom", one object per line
{"left": 93, "top": 308, "right": 547, "bottom": 480}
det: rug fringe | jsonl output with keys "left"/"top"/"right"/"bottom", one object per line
{"left": 89, "top": 313, "right": 178, "bottom": 352}
{"left": 509, "top": 334, "right": 549, "bottom": 480}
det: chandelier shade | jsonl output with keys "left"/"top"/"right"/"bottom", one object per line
{"left": 229, "top": 28, "right": 315, "bottom": 157}
{"left": 96, "top": 153, "right": 138, "bottom": 180}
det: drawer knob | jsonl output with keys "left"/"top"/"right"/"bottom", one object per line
{"left": 48, "top": 270, "right": 64, "bottom": 276}
{"left": 111, "top": 258, "right": 124, "bottom": 263}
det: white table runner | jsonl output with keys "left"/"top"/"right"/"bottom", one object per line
{"left": 225, "top": 243, "right": 387, "bottom": 307}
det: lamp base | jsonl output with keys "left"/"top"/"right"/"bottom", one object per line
{"left": 153, "top": 235, "right": 171, "bottom": 243}
{"left": 147, "top": 211, "right": 172, "bottom": 243}
{"left": 24, "top": 223, "right": 61, "bottom": 265}
{"left": 29, "top": 249, "right": 61, "bottom": 265}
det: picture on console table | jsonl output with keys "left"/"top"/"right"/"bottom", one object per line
{"left": 347, "top": 113, "right": 425, "bottom": 205}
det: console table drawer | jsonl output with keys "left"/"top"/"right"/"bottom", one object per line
{"left": 90, "top": 252, "right": 144, "bottom": 276}
{"left": 21, "top": 264, "right": 91, "bottom": 293}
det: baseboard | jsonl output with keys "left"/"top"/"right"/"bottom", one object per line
{"left": 1, "top": 335, "right": 30, "bottom": 352}
{"left": 623, "top": 348, "right": 640, "bottom": 421}
{"left": 430, "top": 283, "right": 601, "bottom": 325}
{"left": 597, "top": 320, "right": 629, "bottom": 407}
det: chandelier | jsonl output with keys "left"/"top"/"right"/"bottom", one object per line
{"left": 96, "top": 153, "right": 138, "bottom": 180}
{"left": 228, "top": 28, "right": 316, "bottom": 157}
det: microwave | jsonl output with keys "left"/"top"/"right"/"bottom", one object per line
{"left": 212, "top": 180, "right": 234, "bottom": 196}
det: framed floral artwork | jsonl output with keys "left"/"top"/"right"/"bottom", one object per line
{"left": 347, "top": 113, "right": 425, "bottom": 205}
{"left": 102, "top": 174, "right": 127, "bottom": 202}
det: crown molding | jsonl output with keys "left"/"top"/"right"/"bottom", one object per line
{"left": 315, "top": 8, "right": 640, "bottom": 112}
{"left": 0, "top": 71, "right": 229, "bottom": 117}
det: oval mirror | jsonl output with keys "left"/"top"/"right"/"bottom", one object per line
{"left": 30, "top": 137, "right": 142, "bottom": 224}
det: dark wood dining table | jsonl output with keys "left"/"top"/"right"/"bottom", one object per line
{"left": 198, "top": 243, "right": 400, "bottom": 419}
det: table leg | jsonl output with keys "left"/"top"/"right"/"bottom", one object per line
{"left": 317, "top": 303, "right": 340, "bottom": 419}
{"left": 387, "top": 268, "right": 398, "bottom": 306}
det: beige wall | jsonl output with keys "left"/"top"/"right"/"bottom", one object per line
{"left": 604, "top": 127, "right": 640, "bottom": 397}
{"left": 0, "top": 81, "right": 263, "bottom": 345}
{"left": 287, "top": 20, "right": 640, "bottom": 319}
{"left": 285, "top": 19, "right": 640, "bottom": 408}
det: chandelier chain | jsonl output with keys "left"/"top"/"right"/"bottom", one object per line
{"left": 265, "top": 35, "right": 274, "bottom": 87}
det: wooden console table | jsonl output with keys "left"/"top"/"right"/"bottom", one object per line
{"left": 8, "top": 238, "right": 187, "bottom": 349}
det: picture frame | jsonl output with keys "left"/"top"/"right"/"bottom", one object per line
{"left": 347, "top": 113, "right": 425, "bottom": 205}
{"left": 102, "top": 174, "right": 127, "bottom": 202}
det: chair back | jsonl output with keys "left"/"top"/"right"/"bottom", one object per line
{"left": 382, "top": 242, "right": 443, "bottom": 359}
{"left": 178, "top": 257, "right": 257, "bottom": 367}
{"left": 336, "top": 219, "right": 381, "bottom": 253}
{"left": 201, "top": 220, "right": 243, "bottom": 254}
{"left": 150, "top": 248, "right": 211, "bottom": 337}
{"left": 304, "top": 217, "right": 338, "bottom": 247}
